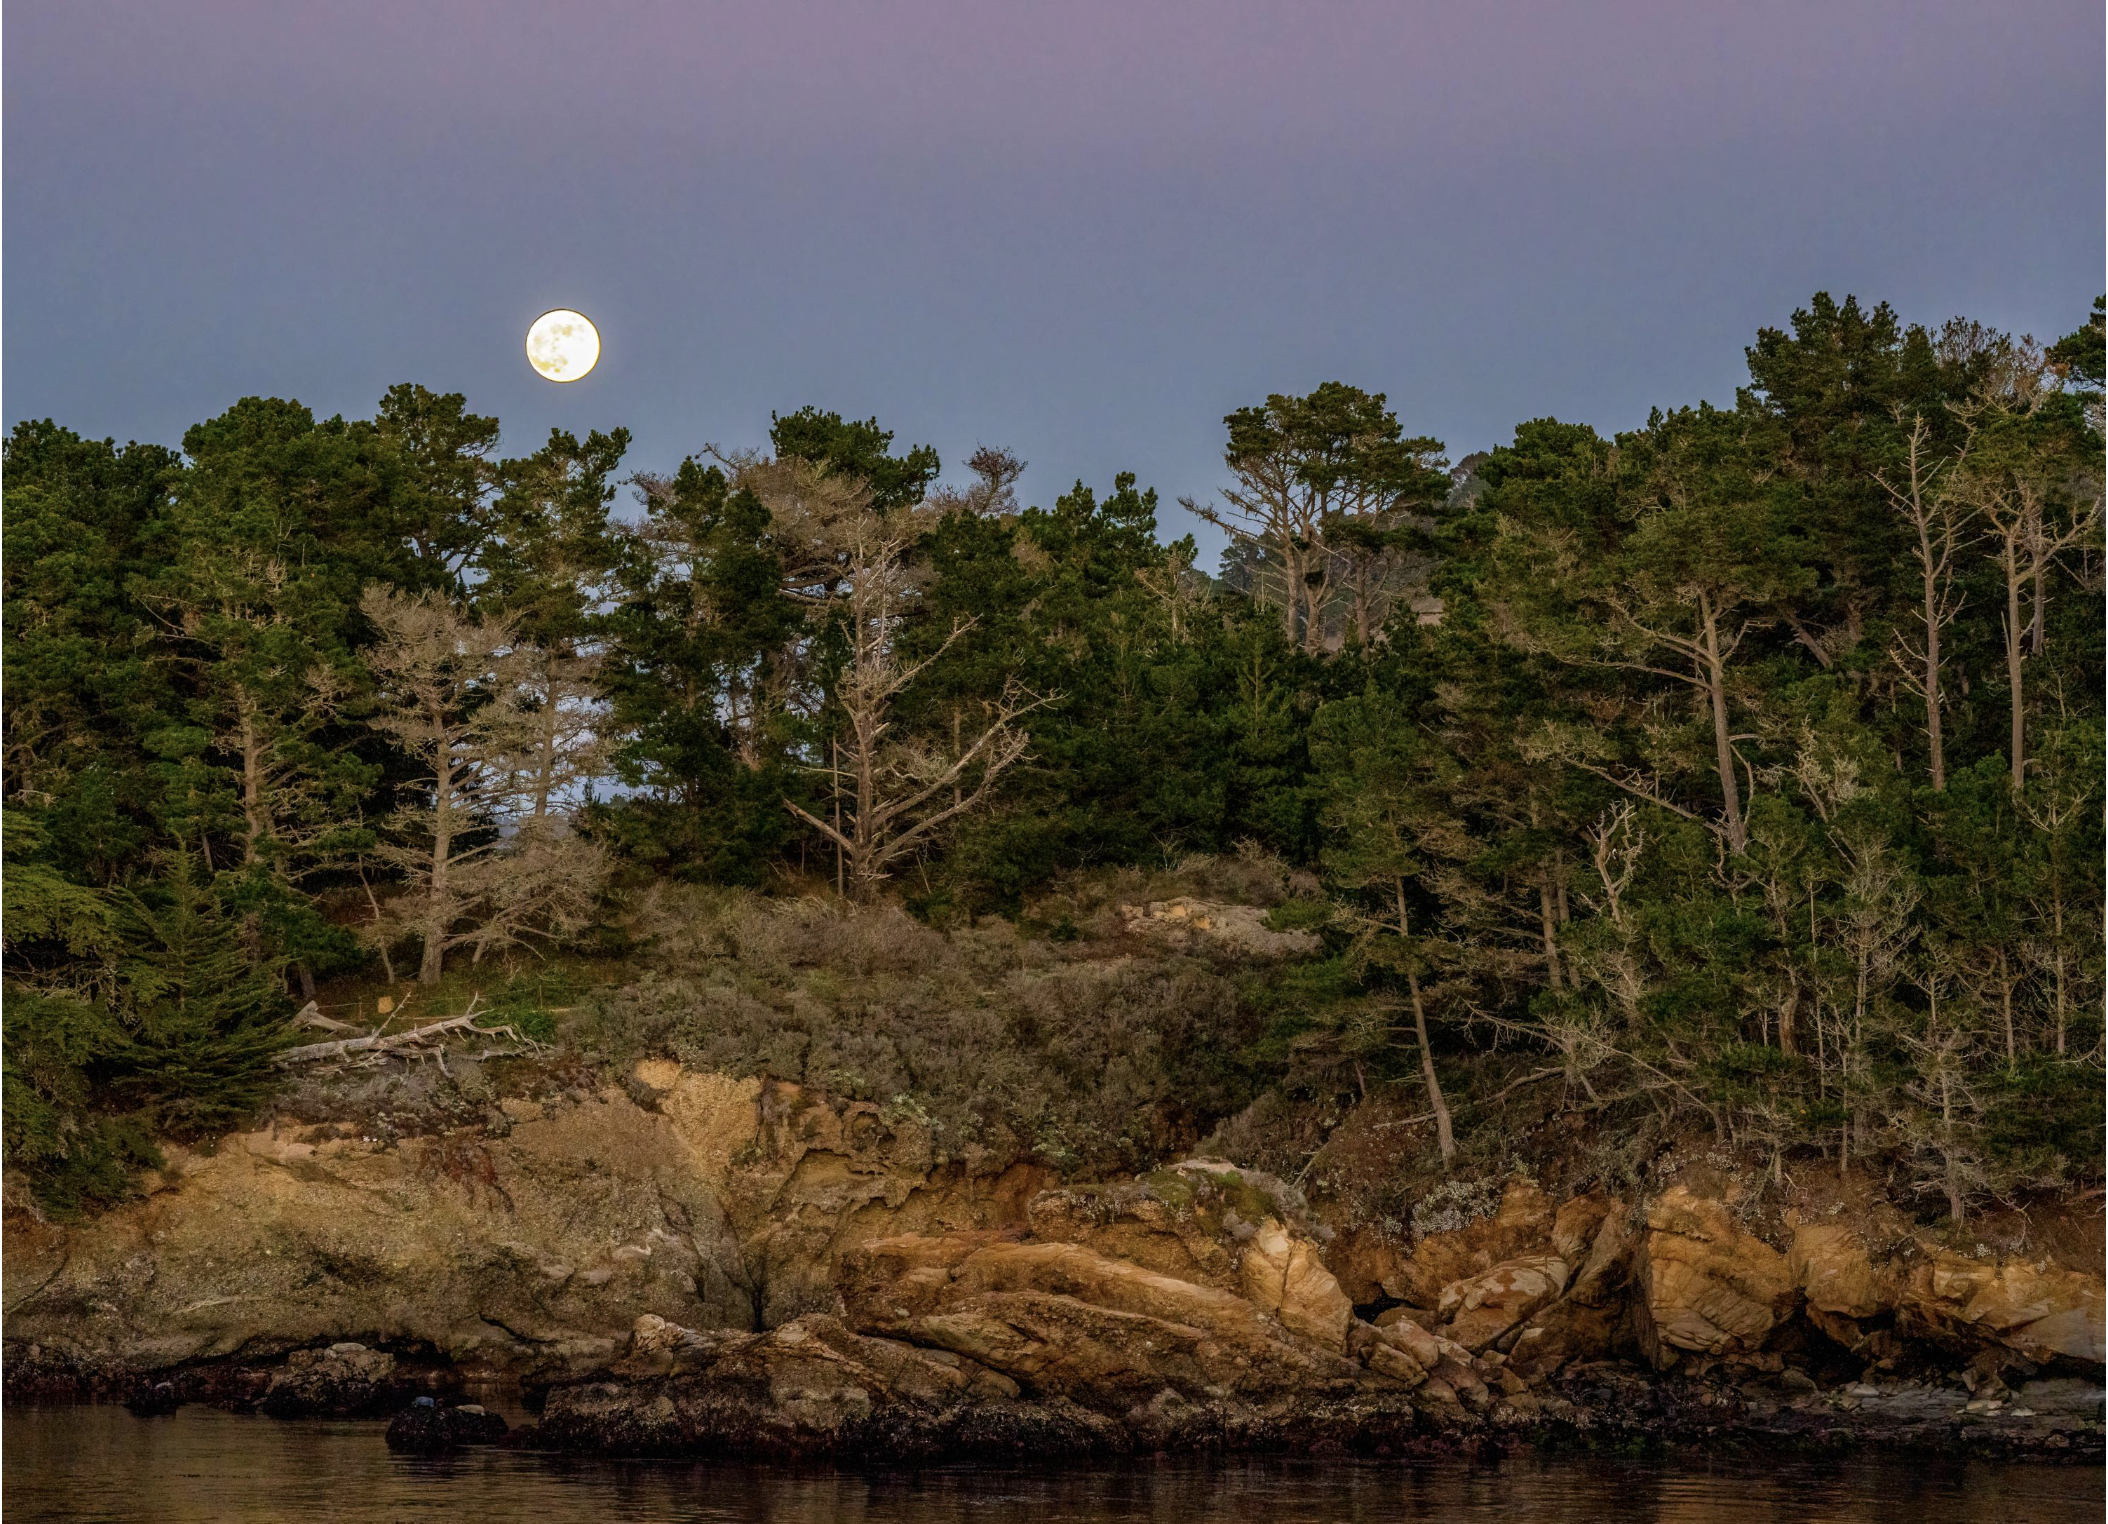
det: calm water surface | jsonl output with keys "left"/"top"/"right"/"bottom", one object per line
{"left": 4, "top": 1406, "right": 2101, "bottom": 1523}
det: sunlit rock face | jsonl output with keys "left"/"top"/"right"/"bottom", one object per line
{"left": 6, "top": 1061, "right": 2103, "bottom": 1459}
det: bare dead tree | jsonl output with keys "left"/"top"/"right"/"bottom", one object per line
{"left": 1876, "top": 412, "right": 1975, "bottom": 791}
{"left": 1972, "top": 469, "right": 2101, "bottom": 790}
{"left": 778, "top": 517, "right": 1050, "bottom": 896}
{"left": 928, "top": 446, "right": 1026, "bottom": 518}
{"left": 359, "top": 588, "right": 607, "bottom": 982}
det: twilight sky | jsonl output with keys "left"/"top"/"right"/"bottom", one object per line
{"left": 7, "top": 1, "right": 2102, "bottom": 562}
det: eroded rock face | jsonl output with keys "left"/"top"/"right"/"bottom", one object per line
{"left": 1238, "top": 1219, "right": 1355, "bottom": 1354}
{"left": 3, "top": 1091, "right": 754, "bottom": 1383}
{"left": 1381, "top": 1181, "right": 1557, "bottom": 1309}
{"left": 1905, "top": 1251, "right": 2107, "bottom": 1365}
{"left": 840, "top": 1234, "right": 1381, "bottom": 1409}
{"left": 1435, "top": 1255, "right": 1570, "bottom": 1353}
{"left": 2, "top": 1066, "right": 1047, "bottom": 1389}
{"left": 1635, "top": 1186, "right": 1797, "bottom": 1367}
{"left": 5, "top": 1059, "right": 2102, "bottom": 1461}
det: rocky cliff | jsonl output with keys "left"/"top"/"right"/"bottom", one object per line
{"left": 5, "top": 1061, "right": 2101, "bottom": 1458}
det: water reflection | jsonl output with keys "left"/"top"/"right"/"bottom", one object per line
{"left": 4, "top": 1406, "right": 2099, "bottom": 1523}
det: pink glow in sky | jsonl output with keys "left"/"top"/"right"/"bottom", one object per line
{"left": 7, "top": 0, "right": 2101, "bottom": 557}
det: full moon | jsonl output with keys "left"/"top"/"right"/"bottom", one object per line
{"left": 525, "top": 309, "right": 600, "bottom": 382}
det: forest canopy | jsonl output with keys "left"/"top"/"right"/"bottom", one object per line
{"left": 5, "top": 293, "right": 2102, "bottom": 1219}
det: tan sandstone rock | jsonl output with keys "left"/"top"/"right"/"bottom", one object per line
{"left": 1435, "top": 1255, "right": 1570, "bottom": 1352}
{"left": 1238, "top": 1218, "right": 1355, "bottom": 1353}
{"left": 1383, "top": 1180, "right": 1556, "bottom": 1306}
{"left": 1635, "top": 1185, "right": 1795, "bottom": 1366}
{"left": 840, "top": 1233, "right": 1370, "bottom": 1407}
{"left": 1788, "top": 1218, "right": 1885, "bottom": 1321}
{"left": 1906, "top": 1250, "right": 2106, "bottom": 1365}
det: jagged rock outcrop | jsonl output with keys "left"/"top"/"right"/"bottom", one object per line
{"left": 1635, "top": 1185, "right": 1799, "bottom": 1366}
{"left": 837, "top": 1232, "right": 1387, "bottom": 1409}
{"left": 526, "top": 1312, "right": 1129, "bottom": 1458}
{"left": 3, "top": 1085, "right": 757, "bottom": 1386}
{"left": 385, "top": 1397, "right": 509, "bottom": 1452}
{"left": 2, "top": 1065, "right": 1041, "bottom": 1389}
{"left": 1903, "top": 1250, "right": 2107, "bottom": 1366}
{"left": 5, "top": 1060, "right": 2101, "bottom": 1459}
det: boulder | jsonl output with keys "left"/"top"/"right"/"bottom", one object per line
{"left": 1904, "top": 1250, "right": 2106, "bottom": 1365}
{"left": 1238, "top": 1219, "right": 1355, "bottom": 1353}
{"left": 1361, "top": 1314, "right": 1443, "bottom": 1387}
{"left": 260, "top": 1342, "right": 416, "bottom": 1418}
{"left": 1434, "top": 1255, "right": 1569, "bottom": 1352}
{"left": 1634, "top": 1186, "right": 1795, "bottom": 1366}
{"left": 385, "top": 1397, "right": 509, "bottom": 1452}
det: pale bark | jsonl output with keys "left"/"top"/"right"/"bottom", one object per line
{"left": 1698, "top": 590, "right": 1747, "bottom": 853}
{"left": 1407, "top": 966, "right": 1455, "bottom": 1168}
{"left": 777, "top": 522, "right": 1048, "bottom": 895}
{"left": 1876, "top": 415, "right": 1970, "bottom": 792}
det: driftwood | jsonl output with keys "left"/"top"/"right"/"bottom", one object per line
{"left": 291, "top": 1001, "right": 359, "bottom": 1034}
{"left": 276, "top": 996, "right": 544, "bottom": 1069}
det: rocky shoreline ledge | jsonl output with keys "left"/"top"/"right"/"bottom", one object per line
{"left": 6, "top": 1065, "right": 2102, "bottom": 1463}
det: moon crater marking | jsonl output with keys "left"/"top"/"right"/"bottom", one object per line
{"left": 526, "top": 309, "right": 600, "bottom": 382}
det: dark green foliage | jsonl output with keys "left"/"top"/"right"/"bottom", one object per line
{"left": 2048, "top": 296, "right": 2105, "bottom": 395}
{"left": 3, "top": 293, "right": 2098, "bottom": 1219}
{"left": 4, "top": 831, "right": 291, "bottom": 1213}
{"left": 769, "top": 406, "right": 939, "bottom": 514}
{"left": 110, "top": 853, "right": 294, "bottom": 1136}
{"left": 597, "top": 461, "right": 802, "bottom": 882}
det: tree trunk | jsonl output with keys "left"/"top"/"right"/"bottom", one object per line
{"left": 420, "top": 701, "right": 452, "bottom": 984}
{"left": 2030, "top": 548, "right": 2047, "bottom": 657}
{"left": 1920, "top": 543, "right": 1947, "bottom": 792}
{"left": 1537, "top": 881, "right": 1563, "bottom": 991}
{"left": 1278, "top": 539, "right": 1301, "bottom": 647}
{"left": 1997, "top": 949, "right": 2016, "bottom": 1064}
{"left": 2003, "top": 538, "right": 2026, "bottom": 791}
{"left": 1407, "top": 966, "right": 1455, "bottom": 1168}
{"left": 1699, "top": 591, "right": 1747, "bottom": 851}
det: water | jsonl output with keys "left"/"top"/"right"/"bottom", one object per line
{"left": 3, "top": 1406, "right": 2100, "bottom": 1523}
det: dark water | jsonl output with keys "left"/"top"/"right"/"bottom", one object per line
{"left": 3, "top": 1406, "right": 2100, "bottom": 1523}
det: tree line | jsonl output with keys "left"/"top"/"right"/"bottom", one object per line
{"left": 5, "top": 292, "right": 2102, "bottom": 1216}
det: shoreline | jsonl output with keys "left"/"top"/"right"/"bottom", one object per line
{"left": 8, "top": 1070, "right": 2102, "bottom": 1474}
{"left": 8, "top": 1351, "right": 2100, "bottom": 1466}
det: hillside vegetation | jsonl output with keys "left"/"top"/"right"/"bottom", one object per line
{"left": 5, "top": 293, "right": 2102, "bottom": 1223}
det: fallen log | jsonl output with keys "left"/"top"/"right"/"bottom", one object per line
{"left": 276, "top": 997, "right": 543, "bottom": 1067}
{"left": 292, "top": 1001, "right": 359, "bottom": 1034}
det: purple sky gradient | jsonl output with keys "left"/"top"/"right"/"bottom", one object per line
{"left": 7, "top": 1, "right": 2102, "bottom": 560}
